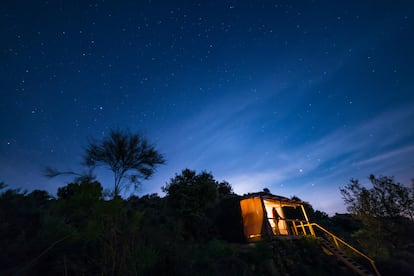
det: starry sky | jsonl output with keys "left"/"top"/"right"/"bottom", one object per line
{"left": 1, "top": 1, "right": 414, "bottom": 214}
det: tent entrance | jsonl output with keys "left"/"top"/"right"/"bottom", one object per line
{"left": 263, "top": 199, "right": 289, "bottom": 235}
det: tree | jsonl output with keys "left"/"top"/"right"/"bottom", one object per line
{"left": 340, "top": 175, "right": 414, "bottom": 263}
{"left": 217, "top": 181, "right": 233, "bottom": 198}
{"left": 340, "top": 175, "right": 414, "bottom": 220}
{"left": 57, "top": 179, "right": 103, "bottom": 201}
{"left": 84, "top": 129, "right": 165, "bottom": 197}
{"left": 55, "top": 179, "right": 103, "bottom": 233}
{"left": 43, "top": 167, "right": 96, "bottom": 184}
{"left": 162, "top": 169, "right": 225, "bottom": 240}
{"left": 162, "top": 169, "right": 219, "bottom": 214}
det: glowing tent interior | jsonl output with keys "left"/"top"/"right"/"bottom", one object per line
{"left": 215, "top": 192, "right": 314, "bottom": 242}
{"left": 239, "top": 192, "right": 313, "bottom": 240}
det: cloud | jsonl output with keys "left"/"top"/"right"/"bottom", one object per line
{"left": 355, "top": 144, "right": 414, "bottom": 167}
{"left": 219, "top": 106, "right": 414, "bottom": 213}
{"left": 145, "top": 86, "right": 414, "bottom": 214}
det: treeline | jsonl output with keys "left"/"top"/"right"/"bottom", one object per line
{"left": 2, "top": 173, "right": 413, "bottom": 275}
{"left": 0, "top": 170, "right": 234, "bottom": 275}
{"left": 1, "top": 130, "right": 413, "bottom": 275}
{"left": 0, "top": 171, "right": 357, "bottom": 275}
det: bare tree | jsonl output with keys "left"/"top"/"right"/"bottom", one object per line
{"left": 84, "top": 129, "right": 165, "bottom": 197}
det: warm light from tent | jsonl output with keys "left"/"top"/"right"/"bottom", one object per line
{"left": 240, "top": 197, "right": 264, "bottom": 239}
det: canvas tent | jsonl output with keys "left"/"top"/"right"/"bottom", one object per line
{"left": 239, "top": 192, "right": 313, "bottom": 240}
{"left": 215, "top": 193, "right": 381, "bottom": 276}
{"left": 216, "top": 192, "right": 314, "bottom": 242}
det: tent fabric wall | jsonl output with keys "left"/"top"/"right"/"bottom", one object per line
{"left": 240, "top": 197, "right": 264, "bottom": 239}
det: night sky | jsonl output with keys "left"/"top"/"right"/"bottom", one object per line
{"left": 1, "top": 1, "right": 414, "bottom": 214}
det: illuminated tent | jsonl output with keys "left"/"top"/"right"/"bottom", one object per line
{"left": 215, "top": 193, "right": 380, "bottom": 276}
{"left": 216, "top": 192, "right": 313, "bottom": 242}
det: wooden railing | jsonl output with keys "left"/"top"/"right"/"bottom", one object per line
{"left": 309, "top": 223, "right": 380, "bottom": 276}
{"left": 266, "top": 217, "right": 381, "bottom": 275}
{"left": 286, "top": 219, "right": 314, "bottom": 236}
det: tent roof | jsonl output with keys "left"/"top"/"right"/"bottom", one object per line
{"left": 241, "top": 192, "right": 307, "bottom": 206}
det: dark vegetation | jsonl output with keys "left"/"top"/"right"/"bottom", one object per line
{"left": 339, "top": 175, "right": 414, "bottom": 275}
{"left": 1, "top": 130, "right": 413, "bottom": 275}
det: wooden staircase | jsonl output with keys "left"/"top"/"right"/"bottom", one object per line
{"left": 319, "top": 238, "right": 374, "bottom": 276}
{"left": 284, "top": 220, "right": 380, "bottom": 275}
{"left": 308, "top": 223, "right": 380, "bottom": 276}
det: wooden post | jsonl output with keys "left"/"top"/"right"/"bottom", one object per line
{"left": 300, "top": 205, "right": 315, "bottom": 236}
{"left": 292, "top": 221, "right": 299, "bottom": 235}
{"left": 333, "top": 236, "right": 339, "bottom": 248}
{"left": 300, "top": 221, "right": 306, "bottom": 235}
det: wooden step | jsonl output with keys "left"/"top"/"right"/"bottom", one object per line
{"left": 319, "top": 238, "right": 374, "bottom": 276}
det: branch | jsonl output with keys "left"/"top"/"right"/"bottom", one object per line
{"left": 43, "top": 166, "right": 80, "bottom": 178}
{"left": 18, "top": 235, "right": 71, "bottom": 273}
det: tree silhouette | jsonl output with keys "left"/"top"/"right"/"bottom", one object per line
{"left": 217, "top": 181, "right": 233, "bottom": 198}
{"left": 162, "top": 169, "right": 218, "bottom": 214}
{"left": 340, "top": 175, "right": 414, "bottom": 261}
{"left": 43, "top": 166, "right": 96, "bottom": 184}
{"left": 162, "top": 169, "right": 221, "bottom": 240}
{"left": 340, "top": 175, "right": 414, "bottom": 220}
{"left": 84, "top": 129, "right": 165, "bottom": 197}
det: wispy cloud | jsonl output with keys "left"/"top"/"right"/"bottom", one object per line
{"left": 218, "top": 106, "right": 414, "bottom": 214}
{"left": 146, "top": 89, "right": 414, "bottom": 214}
{"left": 355, "top": 144, "right": 414, "bottom": 167}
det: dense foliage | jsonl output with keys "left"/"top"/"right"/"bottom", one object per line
{"left": 340, "top": 175, "right": 414, "bottom": 274}
{"left": 0, "top": 179, "right": 348, "bottom": 275}
{"left": 340, "top": 175, "right": 414, "bottom": 219}
{"left": 1, "top": 173, "right": 413, "bottom": 275}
